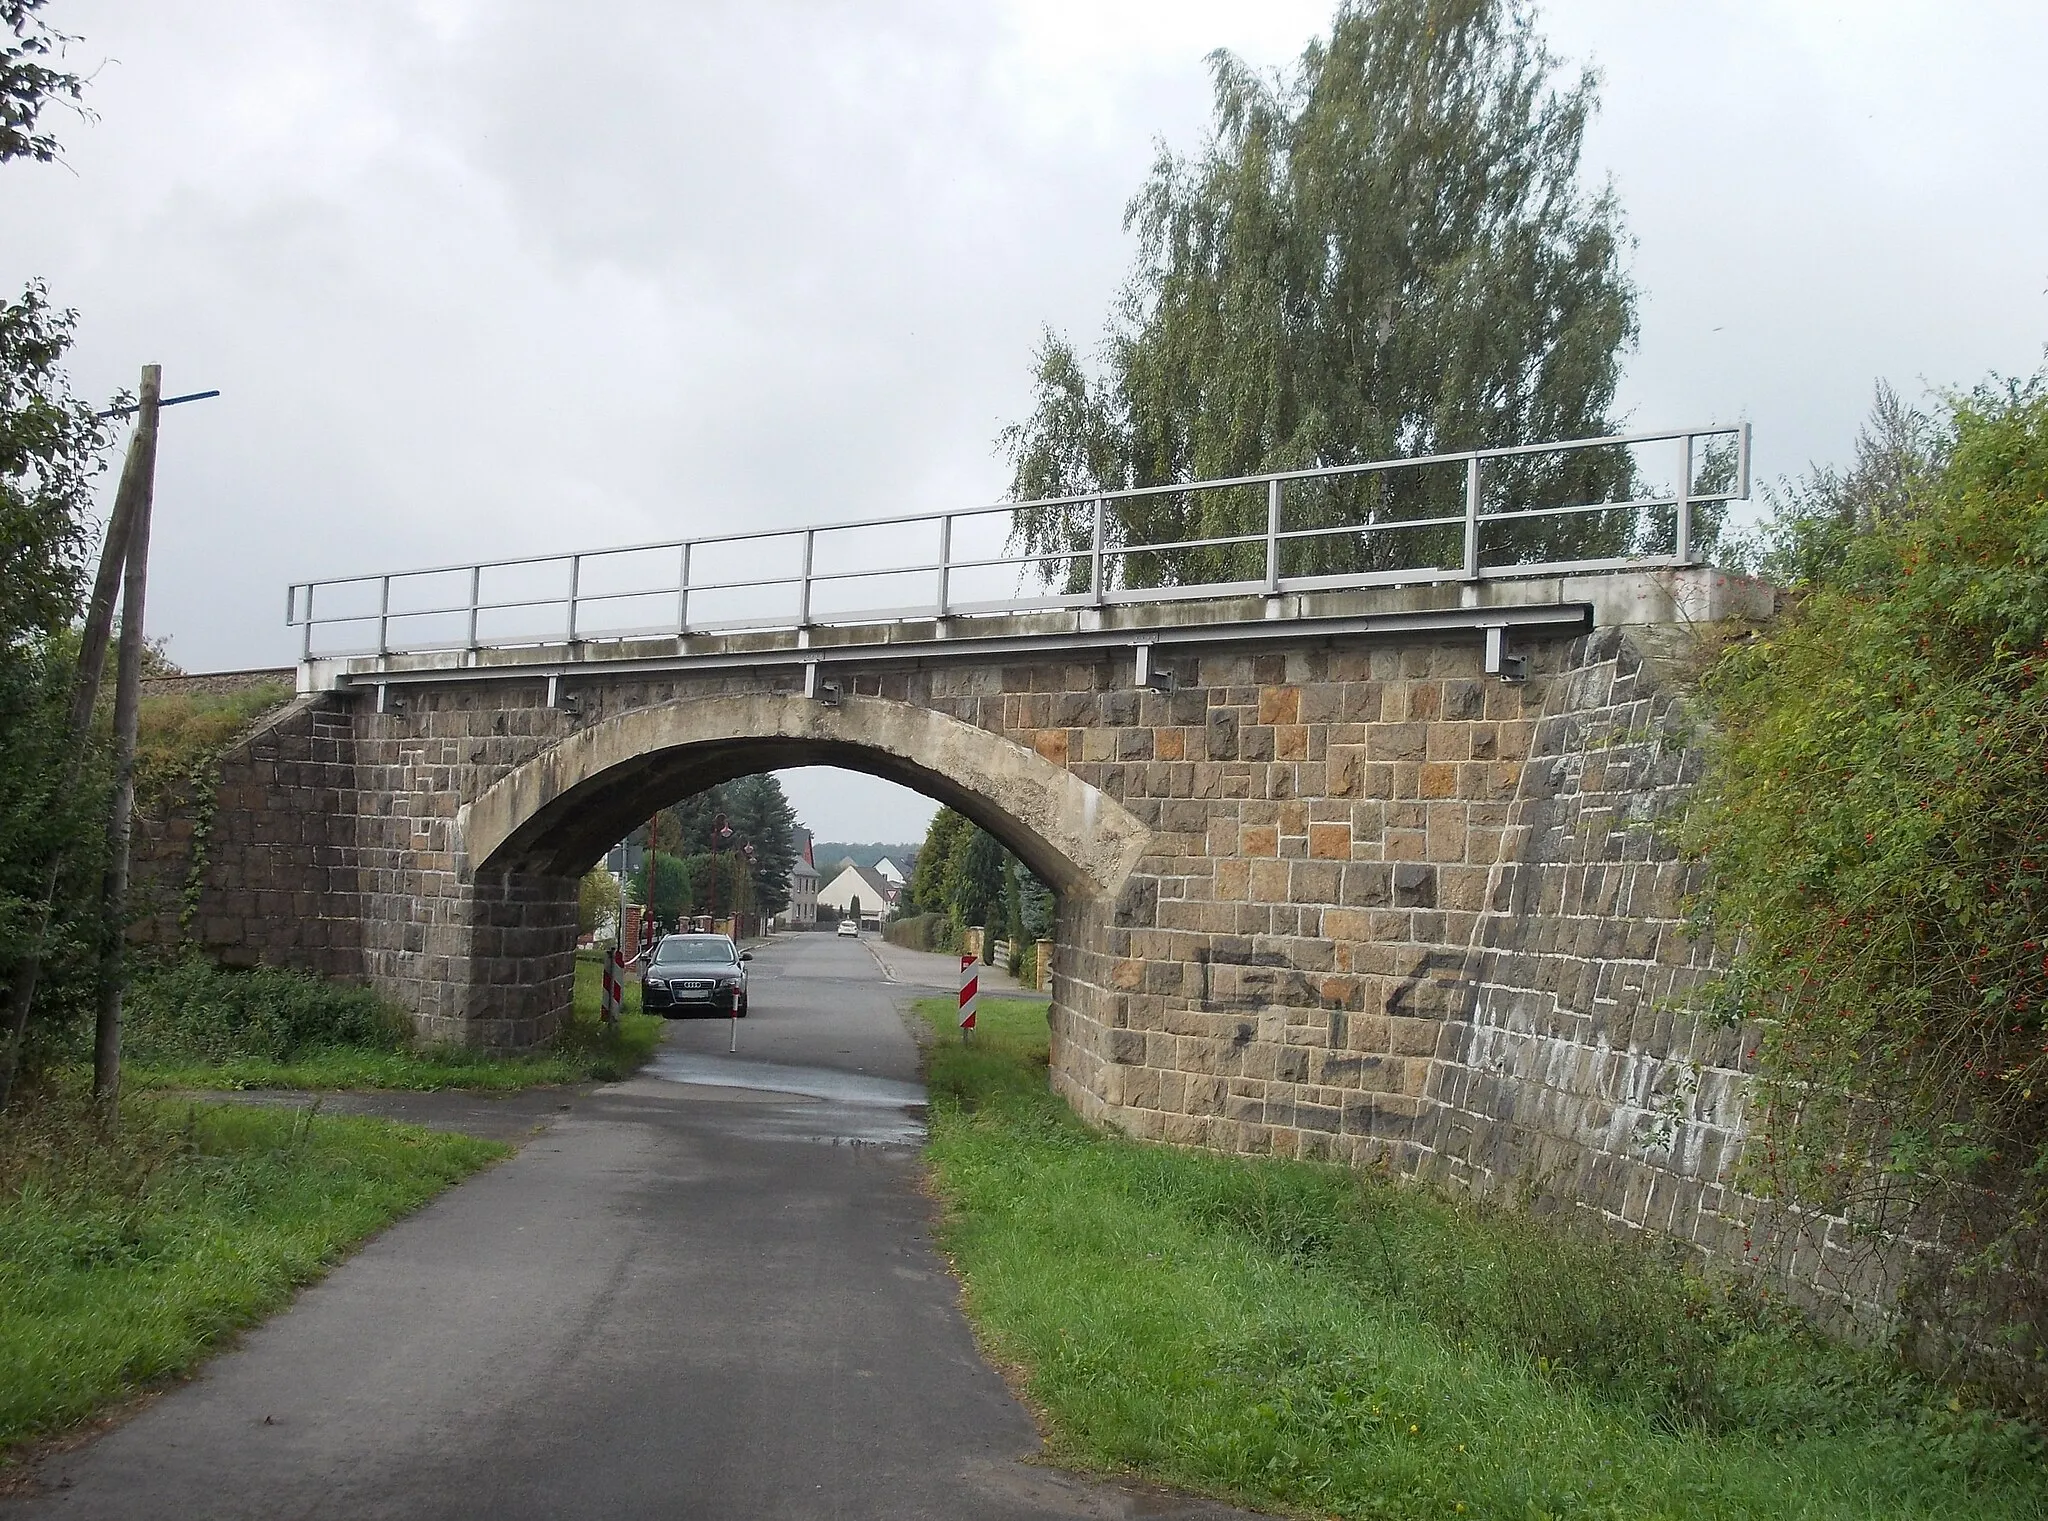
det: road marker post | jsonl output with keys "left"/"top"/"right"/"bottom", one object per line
{"left": 602, "top": 945, "right": 624, "bottom": 1022}
{"left": 958, "top": 953, "right": 978, "bottom": 1044}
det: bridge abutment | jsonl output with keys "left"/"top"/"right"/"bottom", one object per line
{"left": 350, "top": 702, "right": 583, "bottom": 1046}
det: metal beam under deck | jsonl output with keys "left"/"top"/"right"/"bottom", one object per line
{"left": 329, "top": 603, "right": 1594, "bottom": 691}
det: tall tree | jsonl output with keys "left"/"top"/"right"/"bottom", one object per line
{"left": 1723, "top": 381, "right": 1945, "bottom": 590}
{"left": 651, "top": 774, "right": 801, "bottom": 920}
{"left": 1, "top": 285, "right": 103, "bottom": 649}
{"left": 945, "top": 829, "right": 1007, "bottom": 931}
{"left": 1003, "top": 0, "right": 1639, "bottom": 586}
{"left": 577, "top": 866, "right": 618, "bottom": 938}
{"left": 1, "top": 0, "right": 113, "bottom": 1095}
{"left": 722, "top": 775, "right": 799, "bottom": 918}
{"left": 2, "top": 1, "right": 86, "bottom": 167}
{"left": 906, "top": 807, "right": 1056, "bottom": 956}
{"left": 2, "top": 0, "right": 100, "bottom": 648}
{"left": 907, "top": 809, "right": 970, "bottom": 917}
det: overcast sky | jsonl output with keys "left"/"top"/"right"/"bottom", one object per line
{"left": 7, "top": 0, "right": 2045, "bottom": 843}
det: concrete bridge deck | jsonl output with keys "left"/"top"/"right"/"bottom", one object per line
{"left": 301, "top": 566, "right": 1757, "bottom": 700}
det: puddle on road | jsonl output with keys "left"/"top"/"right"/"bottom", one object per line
{"left": 646, "top": 1052, "right": 928, "bottom": 1147}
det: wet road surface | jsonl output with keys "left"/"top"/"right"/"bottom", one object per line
{"left": 7, "top": 934, "right": 1264, "bottom": 1520}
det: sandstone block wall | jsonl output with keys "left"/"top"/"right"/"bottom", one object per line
{"left": 151, "top": 625, "right": 1819, "bottom": 1302}
{"left": 131, "top": 693, "right": 364, "bottom": 981}
{"left": 348, "top": 701, "right": 586, "bottom": 1045}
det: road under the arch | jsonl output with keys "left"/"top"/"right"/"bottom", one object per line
{"left": 6, "top": 935, "right": 1261, "bottom": 1521}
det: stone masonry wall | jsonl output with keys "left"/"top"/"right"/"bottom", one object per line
{"left": 351, "top": 702, "right": 580, "bottom": 1046}
{"left": 1412, "top": 630, "right": 1752, "bottom": 1257}
{"left": 160, "top": 627, "right": 1811, "bottom": 1300}
{"left": 131, "top": 693, "right": 364, "bottom": 981}
{"left": 1036, "top": 627, "right": 1833, "bottom": 1303}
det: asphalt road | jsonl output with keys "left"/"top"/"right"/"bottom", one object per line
{"left": 9, "top": 934, "right": 1262, "bottom": 1521}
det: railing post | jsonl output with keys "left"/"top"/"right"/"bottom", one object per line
{"left": 1736, "top": 421, "right": 1752, "bottom": 501}
{"left": 1089, "top": 498, "right": 1105, "bottom": 605}
{"left": 677, "top": 542, "right": 692, "bottom": 637}
{"left": 298, "top": 585, "right": 313, "bottom": 661}
{"left": 798, "top": 528, "right": 816, "bottom": 626}
{"left": 1676, "top": 435, "right": 1695, "bottom": 565}
{"left": 567, "top": 554, "right": 582, "bottom": 642}
{"left": 376, "top": 576, "right": 390, "bottom": 657}
{"left": 1264, "top": 477, "right": 1282, "bottom": 593}
{"left": 1462, "top": 455, "right": 1482, "bottom": 580}
{"left": 935, "top": 514, "right": 952, "bottom": 618}
{"left": 465, "top": 565, "right": 480, "bottom": 651}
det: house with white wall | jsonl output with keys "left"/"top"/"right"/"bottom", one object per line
{"left": 816, "top": 861, "right": 896, "bottom": 927}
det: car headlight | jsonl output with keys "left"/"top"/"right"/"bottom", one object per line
{"left": 645, "top": 978, "right": 666, "bottom": 990}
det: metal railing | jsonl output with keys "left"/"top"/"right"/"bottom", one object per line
{"left": 287, "top": 424, "right": 1748, "bottom": 661}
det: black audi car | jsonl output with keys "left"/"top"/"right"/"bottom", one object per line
{"left": 641, "top": 933, "right": 750, "bottom": 1017}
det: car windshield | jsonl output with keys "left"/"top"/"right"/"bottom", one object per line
{"left": 653, "top": 937, "right": 736, "bottom": 965}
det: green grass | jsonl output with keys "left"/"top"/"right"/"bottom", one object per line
{"left": 914, "top": 997, "right": 2048, "bottom": 1520}
{"left": 134, "top": 680, "right": 295, "bottom": 808}
{"left": 126, "top": 955, "right": 661, "bottom": 1093}
{"left": 0, "top": 1086, "right": 506, "bottom": 1454}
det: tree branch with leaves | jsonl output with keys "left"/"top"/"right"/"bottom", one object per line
{"left": 1002, "top": 0, "right": 1642, "bottom": 587}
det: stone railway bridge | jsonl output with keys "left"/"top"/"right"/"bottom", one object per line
{"left": 137, "top": 565, "right": 1814, "bottom": 1293}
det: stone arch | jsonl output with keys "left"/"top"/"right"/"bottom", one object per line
{"left": 461, "top": 693, "right": 1152, "bottom": 903}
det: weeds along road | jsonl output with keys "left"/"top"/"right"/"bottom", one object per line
{"left": 7, "top": 934, "right": 1260, "bottom": 1521}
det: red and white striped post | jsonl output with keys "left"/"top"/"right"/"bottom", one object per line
{"left": 602, "top": 945, "right": 624, "bottom": 1022}
{"left": 958, "top": 952, "right": 978, "bottom": 1043}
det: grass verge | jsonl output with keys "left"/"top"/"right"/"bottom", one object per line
{"left": 0, "top": 1084, "right": 506, "bottom": 1456}
{"left": 126, "top": 954, "right": 661, "bottom": 1093}
{"left": 915, "top": 996, "right": 2048, "bottom": 1520}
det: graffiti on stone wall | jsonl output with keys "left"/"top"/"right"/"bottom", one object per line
{"left": 1388, "top": 948, "right": 1477, "bottom": 1021}
{"left": 1193, "top": 941, "right": 1355, "bottom": 1016}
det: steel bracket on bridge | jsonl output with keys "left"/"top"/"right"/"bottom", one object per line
{"left": 1134, "top": 642, "right": 1178, "bottom": 694}
{"left": 1482, "top": 625, "right": 1527, "bottom": 683}
{"left": 803, "top": 661, "right": 842, "bottom": 706}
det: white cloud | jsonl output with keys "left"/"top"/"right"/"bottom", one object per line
{"left": 6, "top": 0, "right": 2044, "bottom": 836}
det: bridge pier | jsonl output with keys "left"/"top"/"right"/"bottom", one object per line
{"left": 357, "top": 860, "right": 579, "bottom": 1049}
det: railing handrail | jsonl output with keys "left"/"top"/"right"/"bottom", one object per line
{"left": 288, "top": 423, "right": 1749, "bottom": 661}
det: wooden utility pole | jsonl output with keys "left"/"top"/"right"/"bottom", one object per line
{"left": 0, "top": 365, "right": 159, "bottom": 1111}
{"left": 92, "top": 364, "right": 162, "bottom": 1105}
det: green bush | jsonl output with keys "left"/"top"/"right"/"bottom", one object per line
{"left": 123, "top": 957, "right": 660, "bottom": 1092}
{"left": 125, "top": 958, "right": 408, "bottom": 1066}
{"left": 133, "top": 681, "right": 293, "bottom": 808}
{"left": 884, "top": 912, "right": 956, "bottom": 953}
{"left": 1679, "top": 378, "right": 2048, "bottom": 1388}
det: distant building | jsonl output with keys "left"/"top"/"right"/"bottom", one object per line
{"left": 816, "top": 860, "right": 896, "bottom": 927}
{"left": 872, "top": 856, "right": 906, "bottom": 887}
{"left": 782, "top": 831, "right": 819, "bottom": 929}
